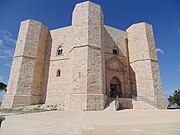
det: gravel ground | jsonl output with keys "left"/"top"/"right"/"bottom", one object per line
{"left": 1, "top": 109, "right": 180, "bottom": 135}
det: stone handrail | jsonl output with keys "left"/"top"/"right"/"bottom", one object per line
{"left": 0, "top": 116, "right": 5, "bottom": 128}
{"left": 132, "top": 95, "right": 157, "bottom": 108}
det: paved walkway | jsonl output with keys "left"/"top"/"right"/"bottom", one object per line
{"left": 1, "top": 109, "right": 180, "bottom": 135}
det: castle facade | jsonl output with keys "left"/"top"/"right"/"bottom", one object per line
{"left": 2, "top": 1, "right": 166, "bottom": 110}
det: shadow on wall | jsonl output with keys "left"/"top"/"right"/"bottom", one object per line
{"left": 104, "top": 27, "right": 138, "bottom": 98}
{"left": 41, "top": 33, "right": 52, "bottom": 104}
{"left": 130, "top": 66, "right": 137, "bottom": 98}
{"left": 104, "top": 28, "right": 124, "bottom": 56}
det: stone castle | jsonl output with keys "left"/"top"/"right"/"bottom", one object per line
{"left": 2, "top": 1, "right": 166, "bottom": 110}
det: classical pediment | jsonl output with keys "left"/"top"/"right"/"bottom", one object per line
{"left": 105, "top": 56, "right": 126, "bottom": 70}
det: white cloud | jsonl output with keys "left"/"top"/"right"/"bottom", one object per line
{"left": 0, "top": 55, "right": 7, "bottom": 59}
{"left": 0, "top": 29, "right": 16, "bottom": 45}
{"left": 3, "top": 35, "right": 16, "bottom": 44}
{"left": 4, "top": 48, "right": 14, "bottom": 57}
{"left": 156, "top": 48, "right": 164, "bottom": 54}
{"left": 177, "top": 68, "right": 180, "bottom": 72}
{"left": 0, "top": 29, "right": 16, "bottom": 67}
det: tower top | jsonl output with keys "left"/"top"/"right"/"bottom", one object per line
{"left": 72, "top": 0, "right": 104, "bottom": 47}
{"left": 73, "top": 1, "right": 103, "bottom": 16}
{"left": 74, "top": 1, "right": 101, "bottom": 8}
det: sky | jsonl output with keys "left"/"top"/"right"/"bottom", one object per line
{"left": 0, "top": 0, "right": 179, "bottom": 101}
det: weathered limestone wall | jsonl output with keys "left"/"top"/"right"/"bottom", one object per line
{"left": 45, "top": 26, "right": 72, "bottom": 105}
{"left": 104, "top": 25, "right": 127, "bottom": 57}
{"left": 40, "top": 34, "right": 52, "bottom": 103}
{"left": 65, "top": 1, "right": 106, "bottom": 111}
{"left": 31, "top": 22, "right": 49, "bottom": 104}
{"left": 66, "top": 3, "right": 90, "bottom": 111}
{"left": 127, "top": 22, "right": 166, "bottom": 109}
{"left": 118, "top": 98, "right": 133, "bottom": 109}
{"left": 2, "top": 19, "right": 49, "bottom": 108}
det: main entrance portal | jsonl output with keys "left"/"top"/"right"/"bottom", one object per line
{"left": 109, "top": 76, "right": 122, "bottom": 98}
{"left": 110, "top": 83, "right": 117, "bottom": 98}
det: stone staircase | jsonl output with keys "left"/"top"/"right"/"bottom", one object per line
{"left": 132, "top": 96, "right": 157, "bottom": 109}
{"left": 104, "top": 98, "right": 116, "bottom": 111}
{"left": 104, "top": 96, "right": 157, "bottom": 110}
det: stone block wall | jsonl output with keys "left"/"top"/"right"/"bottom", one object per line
{"left": 104, "top": 25, "right": 127, "bottom": 57}
{"left": 45, "top": 26, "right": 72, "bottom": 105}
{"left": 117, "top": 98, "right": 133, "bottom": 109}
{"left": 40, "top": 34, "right": 52, "bottom": 103}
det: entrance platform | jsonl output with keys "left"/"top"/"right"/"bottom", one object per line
{"left": 105, "top": 98, "right": 133, "bottom": 110}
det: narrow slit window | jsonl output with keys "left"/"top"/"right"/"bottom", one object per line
{"left": 57, "top": 69, "right": 61, "bottom": 77}
{"left": 113, "top": 49, "right": 118, "bottom": 54}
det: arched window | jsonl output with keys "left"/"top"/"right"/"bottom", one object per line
{"left": 113, "top": 46, "right": 118, "bottom": 55}
{"left": 57, "top": 46, "right": 63, "bottom": 55}
{"left": 56, "top": 69, "right": 61, "bottom": 77}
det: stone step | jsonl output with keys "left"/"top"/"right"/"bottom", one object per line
{"left": 104, "top": 98, "right": 116, "bottom": 111}
{"left": 132, "top": 99, "right": 157, "bottom": 109}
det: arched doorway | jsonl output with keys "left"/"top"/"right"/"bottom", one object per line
{"left": 109, "top": 76, "right": 122, "bottom": 98}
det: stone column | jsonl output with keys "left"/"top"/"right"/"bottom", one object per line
{"left": 126, "top": 22, "right": 166, "bottom": 109}
{"left": 65, "top": 1, "right": 106, "bottom": 111}
{"left": 2, "top": 19, "right": 49, "bottom": 108}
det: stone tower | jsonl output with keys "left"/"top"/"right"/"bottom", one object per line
{"left": 127, "top": 23, "right": 166, "bottom": 109}
{"left": 2, "top": 20, "right": 49, "bottom": 108}
{"left": 65, "top": 1, "right": 106, "bottom": 111}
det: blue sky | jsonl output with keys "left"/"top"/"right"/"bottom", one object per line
{"left": 0, "top": 0, "right": 179, "bottom": 101}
